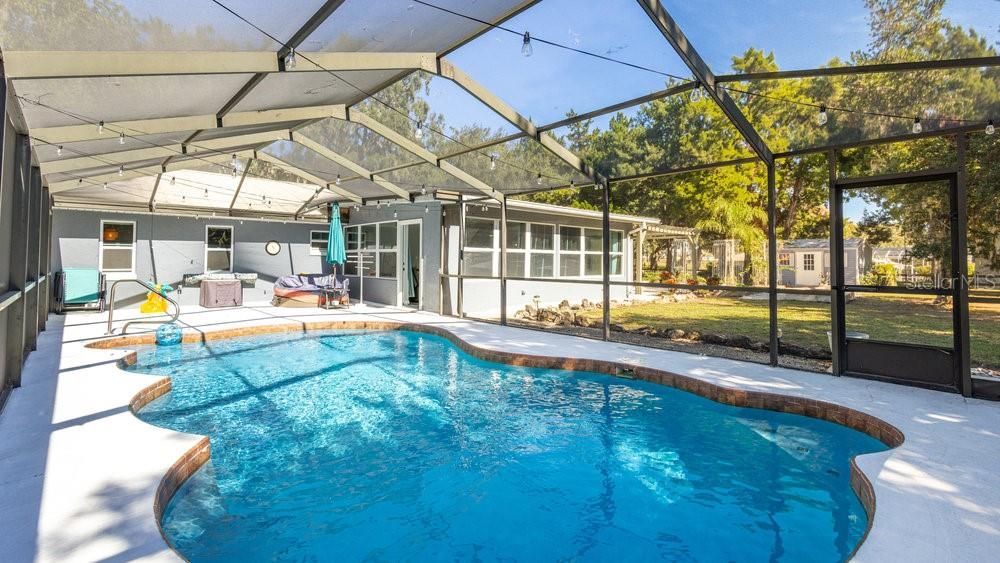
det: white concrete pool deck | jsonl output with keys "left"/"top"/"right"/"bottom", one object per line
{"left": 0, "top": 303, "right": 998, "bottom": 562}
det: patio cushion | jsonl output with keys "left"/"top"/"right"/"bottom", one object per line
{"left": 62, "top": 268, "right": 101, "bottom": 304}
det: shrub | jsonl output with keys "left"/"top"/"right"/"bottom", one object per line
{"left": 686, "top": 276, "right": 707, "bottom": 285}
{"left": 862, "top": 262, "right": 898, "bottom": 286}
{"left": 706, "top": 276, "right": 722, "bottom": 286}
{"left": 659, "top": 271, "right": 676, "bottom": 284}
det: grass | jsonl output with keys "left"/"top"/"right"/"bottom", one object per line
{"left": 579, "top": 293, "right": 1000, "bottom": 368}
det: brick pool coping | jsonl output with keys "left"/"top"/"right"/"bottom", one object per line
{"left": 95, "top": 320, "right": 904, "bottom": 559}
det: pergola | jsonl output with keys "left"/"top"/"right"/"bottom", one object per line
{"left": 1, "top": 0, "right": 996, "bottom": 398}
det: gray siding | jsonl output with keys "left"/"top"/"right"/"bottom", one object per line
{"left": 51, "top": 209, "right": 329, "bottom": 306}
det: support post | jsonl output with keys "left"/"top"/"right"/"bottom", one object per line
{"left": 767, "top": 162, "right": 779, "bottom": 366}
{"left": 24, "top": 166, "right": 41, "bottom": 352}
{"left": 828, "top": 150, "right": 846, "bottom": 375}
{"left": 5, "top": 136, "right": 30, "bottom": 387}
{"left": 457, "top": 199, "right": 465, "bottom": 319}
{"left": 953, "top": 134, "right": 972, "bottom": 396}
{"left": 602, "top": 179, "right": 611, "bottom": 340}
{"left": 500, "top": 197, "right": 508, "bottom": 325}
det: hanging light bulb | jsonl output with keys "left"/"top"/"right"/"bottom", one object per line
{"left": 353, "top": 205, "right": 360, "bottom": 212}
{"left": 690, "top": 83, "right": 703, "bottom": 102}
{"left": 393, "top": 210, "right": 398, "bottom": 219}
{"left": 77, "top": 178, "right": 83, "bottom": 186}
{"left": 489, "top": 154, "right": 497, "bottom": 171}
{"left": 912, "top": 117, "right": 922, "bottom": 134}
{"left": 414, "top": 121, "right": 424, "bottom": 139}
{"left": 536, "top": 173, "right": 543, "bottom": 186}
{"left": 521, "top": 31, "right": 533, "bottom": 57}
{"left": 103, "top": 182, "right": 108, "bottom": 190}
{"left": 987, "top": 119, "right": 996, "bottom": 135}
{"left": 420, "top": 185, "right": 427, "bottom": 195}
{"left": 267, "top": 199, "right": 272, "bottom": 208}
{"left": 98, "top": 121, "right": 104, "bottom": 134}
{"left": 57, "top": 145, "right": 63, "bottom": 156}
{"left": 570, "top": 180, "right": 575, "bottom": 188}
{"left": 204, "top": 188, "right": 209, "bottom": 198}
{"left": 170, "top": 176, "right": 176, "bottom": 186}
{"left": 481, "top": 204, "right": 487, "bottom": 212}
{"left": 425, "top": 205, "right": 429, "bottom": 213}
{"left": 118, "top": 165, "right": 124, "bottom": 176}
{"left": 817, "top": 106, "right": 828, "bottom": 126}
{"left": 230, "top": 154, "right": 238, "bottom": 167}
{"left": 335, "top": 174, "right": 342, "bottom": 186}
{"left": 285, "top": 48, "right": 297, "bottom": 70}
{"left": 182, "top": 195, "right": 186, "bottom": 202}
{"left": 119, "top": 132, "right": 126, "bottom": 144}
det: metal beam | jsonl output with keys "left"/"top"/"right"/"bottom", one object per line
{"left": 254, "top": 151, "right": 362, "bottom": 203}
{"left": 290, "top": 131, "right": 411, "bottom": 198}
{"left": 38, "top": 131, "right": 285, "bottom": 175}
{"left": 3, "top": 51, "right": 437, "bottom": 79}
{"left": 346, "top": 110, "right": 504, "bottom": 200}
{"left": 48, "top": 150, "right": 255, "bottom": 192}
{"left": 30, "top": 105, "right": 346, "bottom": 145}
{"left": 216, "top": 0, "right": 350, "bottom": 120}
{"left": 636, "top": 0, "right": 772, "bottom": 164}
{"left": 228, "top": 160, "right": 253, "bottom": 212}
{"left": 716, "top": 56, "right": 1000, "bottom": 83}
{"left": 437, "top": 59, "right": 600, "bottom": 181}
{"left": 147, "top": 174, "right": 162, "bottom": 212}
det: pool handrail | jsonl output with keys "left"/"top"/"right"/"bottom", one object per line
{"left": 106, "top": 279, "right": 181, "bottom": 335}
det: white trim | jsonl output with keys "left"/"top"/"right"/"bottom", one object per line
{"left": 309, "top": 230, "right": 328, "bottom": 256}
{"left": 342, "top": 220, "right": 399, "bottom": 280}
{"left": 204, "top": 224, "right": 234, "bottom": 273}
{"left": 98, "top": 219, "right": 136, "bottom": 277}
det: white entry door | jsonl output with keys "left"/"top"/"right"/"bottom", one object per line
{"left": 798, "top": 252, "right": 822, "bottom": 286}
{"left": 397, "top": 219, "right": 422, "bottom": 308}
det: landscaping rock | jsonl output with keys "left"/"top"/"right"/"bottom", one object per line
{"left": 687, "top": 331, "right": 701, "bottom": 341}
{"left": 610, "top": 323, "right": 625, "bottom": 332}
{"left": 666, "top": 329, "right": 686, "bottom": 340}
{"left": 700, "top": 333, "right": 728, "bottom": 345}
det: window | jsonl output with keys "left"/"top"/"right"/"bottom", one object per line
{"left": 205, "top": 226, "right": 233, "bottom": 272}
{"left": 779, "top": 253, "right": 791, "bottom": 267}
{"left": 559, "top": 226, "right": 582, "bottom": 277}
{"left": 463, "top": 217, "right": 497, "bottom": 277}
{"left": 803, "top": 253, "right": 815, "bottom": 271}
{"left": 506, "top": 221, "right": 526, "bottom": 277}
{"left": 310, "top": 230, "right": 329, "bottom": 256}
{"left": 529, "top": 224, "right": 555, "bottom": 278}
{"left": 342, "top": 221, "right": 398, "bottom": 278}
{"left": 100, "top": 220, "right": 135, "bottom": 274}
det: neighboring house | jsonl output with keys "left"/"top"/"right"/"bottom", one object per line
{"left": 778, "top": 238, "right": 871, "bottom": 287}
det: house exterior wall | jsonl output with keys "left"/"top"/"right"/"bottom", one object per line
{"left": 341, "top": 202, "right": 443, "bottom": 312}
{"left": 51, "top": 209, "right": 328, "bottom": 306}
{"left": 441, "top": 204, "right": 636, "bottom": 318}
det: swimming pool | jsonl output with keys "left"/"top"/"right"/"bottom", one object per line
{"left": 128, "top": 329, "right": 887, "bottom": 561}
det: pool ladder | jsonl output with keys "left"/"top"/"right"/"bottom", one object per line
{"left": 105, "top": 278, "right": 181, "bottom": 335}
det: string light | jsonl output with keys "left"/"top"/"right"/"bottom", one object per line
{"left": 335, "top": 174, "right": 341, "bottom": 186}
{"left": 170, "top": 176, "right": 176, "bottom": 186}
{"left": 414, "top": 121, "right": 424, "bottom": 139}
{"left": 489, "top": 154, "right": 497, "bottom": 171}
{"left": 393, "top": 210, "right": 398, "bottom": 219}
{"left": 230, "top": 154, "right": 238, "bottom": 167}
{"left": 817, "top": 106, "right": 828, "bottom": 126}
{"left": 521, "top": 31, "right": 533, "bottom": 57}
{"left": 119, "top": 132, "right": 126, "bottom": 144}
{"left": 103, "top": 182, "right": 108, "bottom": 190}
{"left": 912, "top": 117, "right": 922, "bottom": 134}
{"left": 285, "top": 48, "right": 297, "bottom": 70}
{"left": 988, "top": 119, "right": 996, "bottom": 135}
{"left": 204, "top": 188, "right": 209, "bottom": 198}
{"left": 536, "top": 173, "right": 543, "bottom": 186}
{"left": 118, "top": 165, "right": 124, "bottom": 176}
{"left": 425, "top": 205, "right": 429, "bottom": 213}
{"left": 98, "top": 121, "right": 104, "bottom": 134}
{"left": 420, "top": 185, "right": 427, "bottom": 195}
{"left": 56, "top": 145, "right": 63, "bottom": 156}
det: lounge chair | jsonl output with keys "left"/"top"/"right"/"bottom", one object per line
{"left": 54, "top": 268, "right": 106, "bottom": 313}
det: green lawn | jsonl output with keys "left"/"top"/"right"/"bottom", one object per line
{"left": 580, "top": 293, "right": 1000, "bottom": 368}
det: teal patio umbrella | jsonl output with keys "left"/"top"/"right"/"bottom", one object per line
{"left": 326, "top": 203, "right": 347, "bottom": 272}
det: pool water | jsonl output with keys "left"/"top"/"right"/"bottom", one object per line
{"left": 128, "top": 330, "right": 887, "bottom": 562}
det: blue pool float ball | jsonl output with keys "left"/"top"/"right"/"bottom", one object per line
{"left": 155, "top": 323, "right": 183, "bottom": 346}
